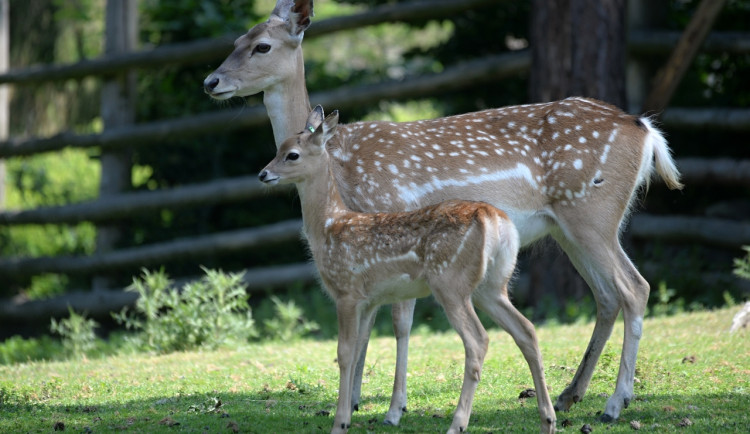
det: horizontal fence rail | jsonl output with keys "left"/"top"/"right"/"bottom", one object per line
{"left": 3, "top": 209, "right": 750, "bottom": 283}
{"left": 629, "top": 215, "right": 750, "bottom": 250}
{"left": 0, "top": 51, "right": 530, "bottom": 158}
{"left": 0, "top": 262, "right": 318, "bottom": 322}
{"left": 0, "top": 176, "right": 288, "bottom": 225}
{"left": 0, "top": 0, "right": 501, "bottom": 85}
{"left": 1, "top": 158, "right": 747, "bottom": 226}
{"left": 0, "top": 219, "right": 303, "bottom": 280}
{"left": 629, "top": 30, "right": 750, "bottom": 56}
{"left": 660, "top": 108, "right": 750, "bottom": 131}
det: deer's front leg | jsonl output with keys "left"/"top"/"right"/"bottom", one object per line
{"left": 332, "top": 298, "right": 361, "bottom": 434}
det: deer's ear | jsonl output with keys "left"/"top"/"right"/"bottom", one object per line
{"left": 288, "top": 0, "right": 314, "bottom": 37}
{"left": 270, "top": 0, "right": 295, "bottom": 20}
{"left": 305, "top": 105, "right": 325, "bottom": 133}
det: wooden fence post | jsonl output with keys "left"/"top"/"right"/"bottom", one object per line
{"left": 94, "top": 0, "right": 137, "bottom": 290}
{"left": 0, "top": 0, "right": 8, "bottom": 211}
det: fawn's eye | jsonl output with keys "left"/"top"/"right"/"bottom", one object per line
{"left": 253, "top": 43, "right": 271, "bottom": 54}
{"left": 286, "top": 152, "right": 299, "bottom": 161}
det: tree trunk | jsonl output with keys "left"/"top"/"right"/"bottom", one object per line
{"left": 527, "top": 0, "right": 627, "bottom": 313}
{"left": 530, "top": 0, "right": 627, "bottom": 106}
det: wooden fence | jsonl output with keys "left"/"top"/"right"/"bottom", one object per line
{"left": 1, "top": 0, "right": 750, "bottom": 322}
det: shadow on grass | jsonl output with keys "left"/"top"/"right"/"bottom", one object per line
{"left": 1, "top": 389, "right": 748, "bottom": 433}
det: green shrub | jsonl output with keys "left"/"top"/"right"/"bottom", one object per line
{"left": 49, "top": 306, "right": 100, "bottom": 359}
{"left": 0, "top": 335, "right": 62, "bottom": 365}
{"left": 112, "top": 268, "right": 257, "bottom": 353}
{"left": 734, "top": 246, "right": 750, "bottom": 281}
{"left": 261, "top": 296, "right": 319, "bottom": 342}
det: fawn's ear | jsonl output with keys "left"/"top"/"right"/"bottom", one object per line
{"left": 304, "top": 105, "right": 325, "bottom": 134}
{"left": 309, "top": 108, "right": 338, "bottom": 152}
{"left": 321, "top": 110, "right": 339, "bottom": 142}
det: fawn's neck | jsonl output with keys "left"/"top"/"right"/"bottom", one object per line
{"left": 297, "top": 158, "right": 349, "bottom": 246}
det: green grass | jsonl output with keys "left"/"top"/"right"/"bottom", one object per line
{"left": 1, "top": 307, "right": 748, "bottom": 433}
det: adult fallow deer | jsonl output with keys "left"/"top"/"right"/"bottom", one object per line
{"left": 260, "top": 105, "right": 556, "bottom": 434}
{"left": 204, "top": 0, "right": 683, "bottom": 425}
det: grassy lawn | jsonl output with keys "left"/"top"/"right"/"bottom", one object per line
{"left": 1, "top": 306, "right": 748, "bottom": 433}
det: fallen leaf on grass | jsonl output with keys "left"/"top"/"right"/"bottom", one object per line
{"left": 518, "top": 388, "right": 536, "bottom": 399}
{"left": 677, "top": 417, "right": 693, "bottom": 427}
{"left": 630, "top": 420, "right": 641, "bottom": 430}
{"left": 580, "top": 423, "right": 593, "bottom": 433}
{"left": 682, "top": 355, "right": 696, "bottom": 364}
{"left": 227, "top": 421, "right": 239, "bottom": 433}
{"left": 53, "top": 421, "right": 65, "bottom": 431}
{"left": 159, "top": 417, "right": 180, "bottom": 427}
{"left": 561, "top": 419, "right": 573, "bottom": 427}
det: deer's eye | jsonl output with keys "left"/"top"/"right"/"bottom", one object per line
{"left": 253, "top": 43, "right": 271, "bottom": 54}
{"left": 286, "top": 152, "right": 299, "bottom": 161}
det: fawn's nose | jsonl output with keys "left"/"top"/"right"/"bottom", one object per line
{"left": 258, "top": 170, "right": 268, "bottom": 182}
{"left": 204, "top": 77, "right": 220, "bottom": 93}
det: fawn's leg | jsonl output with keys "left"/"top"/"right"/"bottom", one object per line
{"left": 475, "top": 286, "right": 556, "bottom": 434}
{"left": 435, "top": 295, "right": 489, "bottom": 434}
{"left": 384, "top": 298, "right": 416, "bottom": 426}
{"left": 332, "top": 297, "right": 362, "bottom": 434}
{"left": 350, "top": 307, "right": 377, "bottom": 412}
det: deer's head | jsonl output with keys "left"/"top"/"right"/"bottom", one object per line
{"left": 259, "top": 105, "right": 339, "bottom": 185}
{"left": 203, "top": 0, "right": 313, "bottom": 100}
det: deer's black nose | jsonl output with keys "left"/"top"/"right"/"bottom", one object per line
{"left": 259, "top": 170, "right": 268, "bottom": 182}
{"left": 204, "top": 77, "right": 219, "bottom": 93}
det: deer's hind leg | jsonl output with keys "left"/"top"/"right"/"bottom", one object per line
{"left": 550, "top": 214, "right": 649, "bottom": 422}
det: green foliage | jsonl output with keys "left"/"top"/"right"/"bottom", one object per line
{"left": 646, "top": 281, "right": 709, "bottom": 317}
{"left": 49, "top": 306, "right": 100, "bottom": 359}
{"left": 112, "top": 268, "right": 258, "bottom": 353}
{"left": 261, "top": 296, "right": 319, "bottom": 342}
{"left": 0, "top": 149, "right": 99, "bottom": 298}
{"left": 0, "top": 335, "right": 61, "bottom": 366}
{"left": 733, "top": 246, "right": 750, "bottom": 281}
{"left": 360, "top": 100, "right": 444, "bottom": 123}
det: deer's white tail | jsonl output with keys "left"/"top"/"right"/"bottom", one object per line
{"left": 640, "top": 117, "right": 684, "bottom": 191}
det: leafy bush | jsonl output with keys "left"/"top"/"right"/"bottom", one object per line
{"left": 0, "top": 335, "right": 62, "bottom": 365}
{"left": 50, "top": 306, "right": 100, "bottom": 359}
{"left": 113, "top": 268, "right": 257, "bottom": 353}
{"left": 734, "top": 246, "right": 750, "bottom": 281}
{"left": 261, "top": 296, "right": 319, "bottom": 342}
{"left": 1, "top": 149, "right": 99, "bottom": 298}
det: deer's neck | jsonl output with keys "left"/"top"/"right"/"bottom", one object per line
{"left": 263, "top": 49, "right": 311, "bottom": 148}
{"left": 297, "top": 161, "right": 349, "bottom": 247}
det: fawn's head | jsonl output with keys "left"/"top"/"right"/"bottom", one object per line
{"left": 203, "top": 0, "right": 313, "bottom": 99}
{"left": 259, "top": 105, "right": 339, "bottom": 185}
